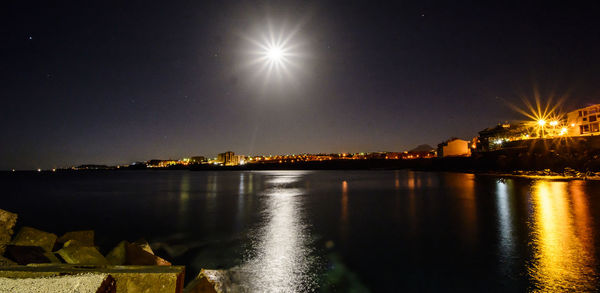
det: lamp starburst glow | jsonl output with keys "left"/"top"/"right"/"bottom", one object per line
{"left": 507, "top": 91, "right": 567, "bottom": 139}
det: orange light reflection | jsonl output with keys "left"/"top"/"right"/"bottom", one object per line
{"left": 529, "top": 180, "right": 597, "bottom": 291}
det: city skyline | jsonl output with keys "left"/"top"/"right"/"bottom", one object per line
{"left": 3, "top": 1, "right": 600, "bottom": 170}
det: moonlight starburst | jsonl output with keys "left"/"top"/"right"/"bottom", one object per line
{"left": 240, "top": 19, "right": 309, "bottom": 88}
{"left": 266, "top": 45, "right": 284, "bottom": 63}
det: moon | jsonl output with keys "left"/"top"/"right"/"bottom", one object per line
{"left": 266, "top": 46, "right": 284, "bottom": 64}
{"left": 239, "top": 18, "right": 310, "bottom": 89}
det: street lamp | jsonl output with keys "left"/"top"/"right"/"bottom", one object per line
{"left": 538, "top": 119, "right": 546, "bottom": 138}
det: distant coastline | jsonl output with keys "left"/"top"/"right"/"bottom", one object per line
{"left": 8, "top": 156, "right": 600, "bottom": 180}
{"left": 8, "top": 136, "right": 600, "bottom": 176}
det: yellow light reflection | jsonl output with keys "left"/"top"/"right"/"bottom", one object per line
{"left": 529, "top": 181, "right": 597, "bottom": 291}
{"left": 407, "top": 171, "right": 415, "bottom": 190}
{"left": 406, "top": 171, "right": 417, "bottom": 233}
{"left": 445, "top": 173, "right": 477, "bottom": 245}
{"left": 340, "top": 180, "right": 349, "bottom": 241}
{"left": 341, "top": 181, "right": 348, "bottom": 223}
{"left": 178, "top": 173, "right": 190, "bottom": 230}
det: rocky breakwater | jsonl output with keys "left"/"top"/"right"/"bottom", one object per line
{"left": 0, "top": 208, "right": 237, "bottom": 293}
{"left": 0, "top": 208, "right": 186, "bottom": 293}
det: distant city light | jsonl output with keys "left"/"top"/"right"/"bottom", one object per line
{"left": 559, "top": 127, "right": 568, "bottom": 135}
{"left": 37, "top": 169, "right": 41, "bottom": 172}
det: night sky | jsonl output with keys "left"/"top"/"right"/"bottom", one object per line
{"left": 2, "top": 1, "right": 600, "bottom": 170}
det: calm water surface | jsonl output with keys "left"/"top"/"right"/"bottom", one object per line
{"left": 2, "top": 170, "right": 600, "bottom": 292}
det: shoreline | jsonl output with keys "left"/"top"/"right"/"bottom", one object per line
{"left": 5, "top": 164, "right": 600, "bottom": 181}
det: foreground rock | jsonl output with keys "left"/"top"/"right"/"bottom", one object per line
{"left": 0, "top": 208, "right": 182, "bottom": 290}
{"left": 10, "top": 227, "right": 57, "bottom": 252}
{"left": 0, "top": 256, "right": 16, "bottom": 267}
{"left": 0, "top": 273, "right": 116, "bottom": 293}
{"left": 125, "top": 242, "right": 171, "bottom": 266}
{"left": 57, "top": 240, "right": 109, "bottom": 265}
{"left": 0, "top": 210, "right": 17, "bottom": 255}
{"left": 105, "top": 241, "right": 128, "bottom": 265}
{"left": 0, "top": 264, "right": 185, "bottom": 293}
{"left": 4, "top": 246, "right": 55, "bottom": 265}
{"left": 131, "top": 239, "right": 154, "bottom": 255}
{"left": 184, "top": 269, "right": 244, "bottom": 293}
{"left": 57, "top": 230, "right": 95, "bottom": 247}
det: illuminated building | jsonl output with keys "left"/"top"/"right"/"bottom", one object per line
{"left": 146, "top": 159, "right": 180, "bottom": 168}
{"left": 189, "top": 156, "right": 207, "bottom": 164}
{"left": 217, "top": 151, "right": 244, "bottom": 166}
{"left": 566, "top": 104, "right": 600, "bottom": 136}
{"left": 217, "top": 151, "right": 234, "bottom": 165}
{"left": 477, "top": 123, "right": 530, "bottom": 151}
{"left": 437, "top": 138, "right": 471, "bottom": 157}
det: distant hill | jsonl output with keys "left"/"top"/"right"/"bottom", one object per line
{"left": 409, "top": 144, "right": 435, "bottom": 152}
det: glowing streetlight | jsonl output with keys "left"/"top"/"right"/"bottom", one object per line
{"left": 538, "top": 119, "right": 546, "bottom": 126}
{"left": 560, "top": 127, "right": 568, "bottom": 135}
{"left": 549, "top": 120, "right": 558, "bottom": 126}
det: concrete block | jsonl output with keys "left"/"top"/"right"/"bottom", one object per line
{"left": 0, "top": 209, "right": 17, "bottom": 255}
{"left": 0, "top": 256, "right": 16, "bottom": 267}
{"left": 105, "top": 241, "right": 128, "bottom": 265}
{"left": 4, "top": 245, "right": 51, "bottom": 265}
{"left": 57, "top": 241, "right": 109, "bottom": 265}
{"left": 57, "top": 230, "right": 95, "bottom": 247}
{"left": 125, "top": 243, "right": 171, "bottom": 266}
{"left": 0, "top": 273, "right": 116, "bottom": 293}
{"left": 0, "top": 264, "right": 185, "bottom": 293}
{"left": 11, "top": 227, "right": 57, "bottom": 252}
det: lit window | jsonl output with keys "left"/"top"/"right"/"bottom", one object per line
{"left": 592, "top": 123, "right": 600, "bottom": 132}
